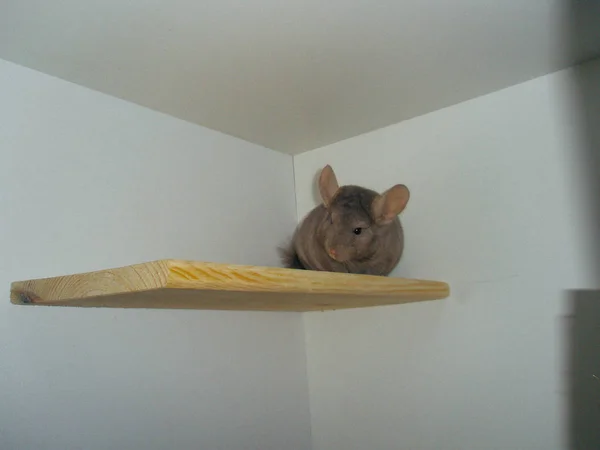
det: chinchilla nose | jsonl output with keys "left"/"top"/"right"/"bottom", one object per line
{"left": 328, "top": 248, "right": 337, "bottom": 258}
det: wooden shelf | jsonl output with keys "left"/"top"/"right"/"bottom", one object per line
{"left": 10, "top": 260, "right": 449, "bottom": 312}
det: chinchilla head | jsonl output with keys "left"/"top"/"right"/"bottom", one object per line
{"left": 317, "top": 165, "right": 410, "bottom": 264}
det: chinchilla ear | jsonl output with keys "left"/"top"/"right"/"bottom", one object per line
{"left": 318, "top": 165, "right": 339, "bottom": 207}
{"left": 372, "top": 184, "right": 410, "bottom": 224}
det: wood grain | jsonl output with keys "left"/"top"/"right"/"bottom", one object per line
{"left": 10, "top": 259, "right": 449, "bottom": 311}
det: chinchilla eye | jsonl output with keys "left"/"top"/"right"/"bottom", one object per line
{"left": 353, "top": 227, "right": 362, "bottom": 235}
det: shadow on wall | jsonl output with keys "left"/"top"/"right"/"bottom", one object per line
{"left": 564, "top": 291, "right": 600, "bottom": 449}
{"left": 565, "top": 0, "right": 600, "bottom": 448}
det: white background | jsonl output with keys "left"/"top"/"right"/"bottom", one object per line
{"left": 294, "top": 61, "right": 599, "bottom": 450}
{"left": 2, "top": 56, "right": 599, "bottom": 450}
{"left": 0, "top": 59, "right": 311, "bottom": 450}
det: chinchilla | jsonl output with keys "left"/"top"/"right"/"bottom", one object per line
{"left": 279, "top": 165, "right": 410, "bottom": 276}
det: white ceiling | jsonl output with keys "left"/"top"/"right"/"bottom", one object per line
{"left": 1, "top": 0, "right": 599, "bottom": 154}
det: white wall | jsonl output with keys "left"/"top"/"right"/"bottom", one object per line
{"left": 294, "top": 60, "right": 599, "bottom": 450}
{"left": 0, "top": 59, "right": 311, "bottom": 450}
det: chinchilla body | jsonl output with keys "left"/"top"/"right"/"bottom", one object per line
{"left": 280, "top": 166, "right": 409, "bottom": 276}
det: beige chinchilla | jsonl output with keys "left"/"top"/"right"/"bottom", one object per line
{"left": 279, "top": 165, "right": 410, "bottom": 276}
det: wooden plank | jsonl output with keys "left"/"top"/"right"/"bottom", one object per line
{"left": 10, "top": 259, "right": 449, "bottom": 312}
